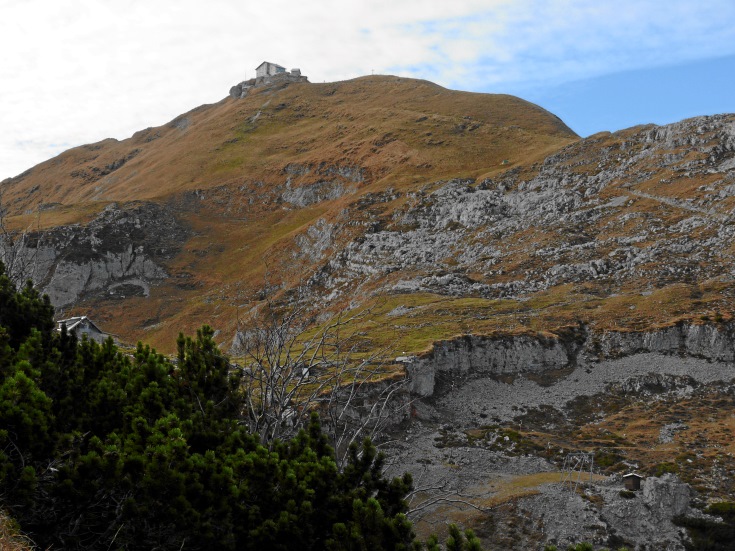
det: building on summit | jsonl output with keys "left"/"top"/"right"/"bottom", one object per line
{"left": 230, "top": 62, "right": 308, "bottom": 99}
{"left": 254, "top": 61, "right": 304, "bottom": 83}
{"left": 255, "top": 61, "right": 287, "bottom": 78}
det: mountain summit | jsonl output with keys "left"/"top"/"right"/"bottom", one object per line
{"left": 3, "top": 75, "right": 734, "bottom": 355}
{"left": 0, "top": 75, "right": 578, "bottom": 348}
{"left": 5, "top": 74, "right": 735, "bottom": 550}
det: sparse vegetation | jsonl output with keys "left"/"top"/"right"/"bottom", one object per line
{"left": 674, "top": 501, "right": 735, "bottom": 550}
{"left": 595, "top": 450, "right": 624, "bottom": 471}
{"left": 4, "top": 74, "right": 735, "bottom": 549}
{"left": 232, "top": 287, "right": 406, "bottom": 464}
{"left": 0, "top": 509, "right": 33, "bottom": 551}
{"left": 650, "top": 461, "right": 679, "bottom": 477}
{"left": 0, "top": 260, "right": 463, "bottom": 550}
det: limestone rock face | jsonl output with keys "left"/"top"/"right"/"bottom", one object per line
{"left": 594, "top": 475, "right": 692, "bottom": 549}
{"left": 407, "top": 334, "right": 570, "bottom": 396}
{"left": 5, "top": 202, "right": 190, "bottom": 307}
{"left": 42, "top": 245, "right": 165, "bottom": 306}
{"left": 524, "top": 476, "right": 692, "bottom": 550}
{"left": 310, "top": 114, "right": 735, "bottom": 308}
{"left": 596, "top": 323, "right": 735, "bottom": 362}
{"left": 282, "top": 180, "right": 357, "bottom": 207}
{"left": 406, "top": 321, "right": 735, "bottom": 398}
{"left": 642, "top": 473, "right": 692, "bottom": 517}
{"left": 228, "top": 72, "right": 309, "bottom": 99}
{"left": 229, "top": 84, "right": 243, "bottom": 99}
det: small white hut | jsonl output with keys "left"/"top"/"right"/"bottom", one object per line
{"left": 56, "top": 316, "right": 108, "bottom": 343}
{"left": 256, "top": 61, "right": 287, "bottom": 78}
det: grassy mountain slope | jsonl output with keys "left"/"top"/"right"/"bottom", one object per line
{"left": 4, "top": 75, "right": 735, "bottom": 359}
{"left": 6, "top": 74, "right": 735, "bottom": 550}
{"left": 1, "top": 76, "right": 578, "bottom": 350}
{"left": 2, "top": 76, "right": 575, "bottom": 212}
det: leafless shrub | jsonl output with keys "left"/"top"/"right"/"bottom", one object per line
{"left": 0, "top": 193, "right": 43, "bottom": 286}
{"left": 233, "top": 289, "right": 409, "bottom": 467}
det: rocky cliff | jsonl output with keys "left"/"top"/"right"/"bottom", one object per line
{"left": 3, "top": 76, "right": 735, "bottom": 548}
{"left": 2, "top": 77, "right": 735, "bottom": 358}
{"left": 405, "top": 320, "right": 735, "bottom": 397}
{"left": 513, "top": 474, "right": 693, "bottom": 550}
{"left": 2, "top": 202, "right": 189, "bottom": 308}
{"left": 385, "top": 320, "right": 735, "bottom": 550}
{"left": 0, "top": 76, "right": 581, "bottom": 348}
{"left": 317, "top": 114, "right": 735, "bottom": 308}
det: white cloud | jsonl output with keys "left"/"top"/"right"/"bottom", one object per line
{"left": 1, "top": 0, "right": 735, "bottom": 179}
{"left": 388, "top": 1, "right": 735, "bottom": 91}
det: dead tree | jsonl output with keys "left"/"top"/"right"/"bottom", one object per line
{"left": 233, "top": 294, "right": 409, "bottom": 467}
{"left": 0, "top": 193, "right": 43, "bottom": 286}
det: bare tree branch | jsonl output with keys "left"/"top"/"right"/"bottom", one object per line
{"left": 0, "top": 192, "right": 45, "bottom": 286}
{"left": 232, "top": 280, "right": 410, "bottom": 466}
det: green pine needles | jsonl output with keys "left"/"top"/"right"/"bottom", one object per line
{"left": 0, "top": 262, "right": 475, "bottom": 550}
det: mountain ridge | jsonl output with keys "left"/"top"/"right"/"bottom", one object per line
{"left": 0, "top": 75, "right": 579, "bottom": 349}
{"left": 2, "top": 75, "right": 734, "bottom": 356}
{"left": 1, "top": 75, "right": 576, "bottom": 215}
{"left": 4, "top": 73, "right": 735, "bottom": 549}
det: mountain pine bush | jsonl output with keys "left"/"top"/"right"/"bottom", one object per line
{"left": 0, "top": 261, "right": 444, "bottom": 550}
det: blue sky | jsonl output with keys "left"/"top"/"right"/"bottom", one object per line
{"left": 518, "top": 55, "right": 735, "bottom": 136}
{"left": 2, "top": 0, "right": 735, "bottom": 180}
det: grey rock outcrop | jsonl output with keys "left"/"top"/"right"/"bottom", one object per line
{"left": 229, "top": 84, "right": 245, "bottom": 99}
{"left": 311, "top": 114, "right": 735, "bottom": 304}
{"left": 6, "top": 202, "right": 190, "bottom": 307}
{"left": 642, "top": 473, "right": 692, "bottom": 517}
{"left": 406, "top": 321, "right": 735, "bottom": 397}
{"left": 597, "top": 323, "right": 735, "bottom": 361}
{"left": 407, "top": 334, "right": 571, "bottom": 396}
{"left": 281, "top": 163, "right": 364, "bottom": 207}
{"left": 293, "top": 218, "right": 335, "bottom": 261}
{"left": 41, "top": 244, "right": 165, "bottom": 306}
{"left": 229, "top": 71, "right": 309, "bottom": 99}
{"left": 518, "top": 475, "right": 692, "bottom": 550}
{"left": 282, "top": 180, "right": 357, "bottom": 207}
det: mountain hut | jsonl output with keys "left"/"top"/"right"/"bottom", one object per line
{"left": 56, "top": 316, "right": 108, "bottom": 344}
{"left": 256, "top": 61, "right": 287, "bottom": 78}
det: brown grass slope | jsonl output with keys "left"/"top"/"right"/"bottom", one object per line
{"left": 0, "top": 76, "right": 579, "bottom": 349}
{"left": 377, "top": 117, "right": 735, "bottom": 341}
{"left": 5, "top": 77, "right": 735, "bottom": 360}
{"left": 1, "top": 75, "right": 576, "bottom": 214}
{"left": 5, "top": 77, "right": 735, "bottom": 355}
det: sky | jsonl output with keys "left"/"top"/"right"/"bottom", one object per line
{"left": 2, "top": 0, "right": 735, "bottom": 181}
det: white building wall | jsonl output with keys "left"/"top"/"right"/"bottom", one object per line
{"left": 256, "top": 62, "right": 286, "bottom": 78}
{"left": 76, "top": 322, "right": 107, "bottom": 343}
